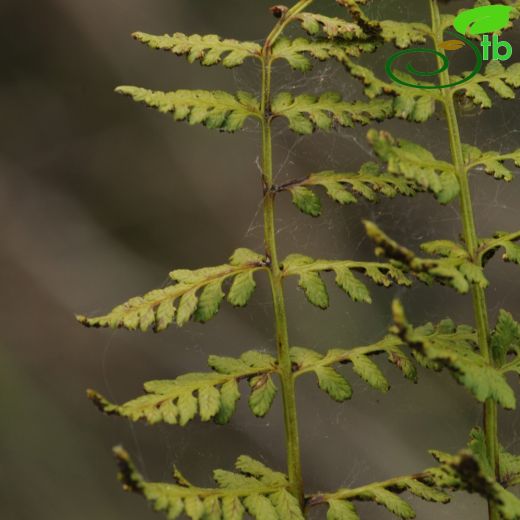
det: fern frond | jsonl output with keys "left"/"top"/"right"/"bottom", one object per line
{"left": 344, "top": 59, "right": 441, "bottom": 122}
{"left": 491, "top": 309, "right": 520, "bottom": 367}
{"left": 88, "top": 350, "right": 277, "bottom": 425}
{"left": 364, "top": 221, "right": 488, "bottom": 293}
{"left": 280, "top": 162, "right": 418, "bottom": 217}
{"left": 76, "top": 248, "right": 267, "bottom": 332}
{"left": 391, "top": 300, "right": 516, "bottom": 409}
{"left": 501, "top": 449, "right": 520, "bottom": 488}
{"left": 281, "top": 253, "right": 411, "bottom": 308}
{"left": 335, "top": 0, "right": 382, "bottom": 35}
{"left": 368, "top": 130, "right": 459, "bottom": 204}
{"left": 271, "top": 37, "right": 376, "bottom": 72}
{"left": 337, "top": 0, "right": 432, "bottom": 48}
{"left": 115, "top": 87, "right": 261, "bottom": 132}
{"left": 112, "top": 447, "right": 304, "bottom": 520}
{"left": 479, "top": 230, "right": 520, "bottom": 267}
{"left": 307, "top": 461, "right": 451, "bottom": 520}
{"left": 378, "top": 20, "right": 431, "bottom": 48}
{"left": 466, "top": 427, "right": 520, "bottom": 488}
{"left": 294, "top": 12, "right": 366, "bottom": 39}
{"left": 291, "top": 335, "right": 416, "bottom": 402}
{"left": 132, "top": 32, "right": 262, "bottom": 68}
{"left": 453, "top": 61, "right": 520, "bottom": 109}
{"left": 430, "top": 450, "right": 520, "bottom": 520}
{"left": 463, "top": 143, "right": 520, "bottom": 181}
{"left": 271, "top": 92, "right": 392, "bottom": 135}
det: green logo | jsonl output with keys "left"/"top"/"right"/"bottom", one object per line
{"left": 386, "top": 5, "right": 513, "bottom": 90}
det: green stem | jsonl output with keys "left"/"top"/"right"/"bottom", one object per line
{"left": 429, "top": 2, "right": 499, "bottom": 518}
{"left": 260, "top": 0, "right": 314, "bottom": 504}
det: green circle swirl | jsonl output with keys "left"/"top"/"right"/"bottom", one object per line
{"left": 385, "top": 31, "right": 483, "bottom": 90}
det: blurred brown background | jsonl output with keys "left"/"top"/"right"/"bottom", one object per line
{"left": 1, "top": 1, "right": 520, "bottom": 518}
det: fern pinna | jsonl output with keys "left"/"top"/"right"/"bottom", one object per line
{"left": 78, "top": 1, "right": 520, "bottom": 519}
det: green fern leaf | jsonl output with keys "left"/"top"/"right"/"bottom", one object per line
{"left": 343, "top": 59, "right": 440, "bottom": 122}
{"left": 364, "top": 221, "right": 488, "bottom": 293}
{"left": 467, "top": 427, "right": 495, "bottom": 478}
{"left": 270, "top": 490, "right": 305, "bottom": 520}
{"left": 367, "top": 129, "right": 458, "bottom": 203}
{"left": 401, "top": 479, "right": 450, "bottom": 503}
{"left": 249, "top": 374, "right": 278, "bottom": 417}
{"left": 379, "top": 20, "right": 430, "bottom": 48}
{"left": 221, "top": 496, "right": 245, "bottom": 520}
{"left": 334, "top": 266, "right": 372, "bottom": 303}
{"left": 463, "top": 143, "right": 520, "bottom": 182}
{"left": 289, "top": 186, "right": 322, "bottom": 217}
{"left": 326, "top": 500, "right": 360, "bottom": 520}
{"left": 240, "top": 350, "right": 278, "bottom": 369}
{"left": 463, "top": 365, "right": 515, "bottom": 409}
{"left": 115, "top": 86, "right": 260, "bottom": 132}
{"left": 454, "top": 61, "right": 520, "bottom": 109}
{"left": 204, "top": 496, "right": 222, "bottom": 520}
{"left": 175, "top": 289, "right": 199, "bottom": 327}
{"left": 184, "top": 496, "right": 205, "bottom": 520}
{"left": 209, "top": 350, "right": 276, "bottom": 375}
{"left": 216, "top": 350, "right": 278, "bottom": 420}
{"left": 271, "top": 92, "right": 392, "bottom": 134}
{"left": 207, "top": 356, "right": 249, "bottom": 375}
{"left": 132, "top": 32, "right": 262, "bottom": 67}
{"left": 227, "top": 272, "right": 257, "bottom": 307}
{"left": 291, "top": 335, "right": 416, "bottom": 399}
{"left": 491, "top": 309, "right": 520, "bottom": 365}
{"left": 349, "top": 353, "right": 389, "bottom": 392}
{"left": 283, "top": 162, "right": 418, "bottom": 216}
{"left": 314, "top": 458, "right": 451, "bottom": 520}
{"left": 213, "top": 470, "right": 256, "bottom": 489}
{"left": 338, "top": 0, "right": 431, "bottom": 48}
{"left": 194, "top": 280, "right": 225, "bottom": 322}
{"left": 88, "top": 350, "right": 277, "bottom": 426}
{"left": 111, "top": 448, "right": 300, "bottom": 520}
{"left": 361, "top": 488, "right": 415, "bottom": 519}
{"left": 242, "top": 495, "right": 278, "bottom": 520}
{"left": 215, "top": 379, "right": 241, "bottom": 425}
{"left": 272, "top": 37, "right": 376, "bottom": 72}
{"left": 315, "top": 366, "right": 353, "bottom": 402}
{"left": 229, "top": 248, "right": 266, "bottom": 265}
{"left": 479, "top": 230, "right": 520, "bottom": 268}
{"left": 421, "top": 240, "right": 470, "bottom": 259}
{"left": 298, "top": 271, "right": 330, "bottom": 309}
{"left": 435, "top": 450, "right": 520, "bottom": 520}
{"left": 386, "top": 344, "right": 417, "bottom": 382}
{"left": 76, "top": 249, "right": 266, "bottom": 332}
{"left": 499, "top": 235, "right": 520, "bottom": 264}
{"left": 336, "top": 0, "right": 382, "bottom": 34}
{"left": 235, "top": 455, "right": 288, "bottom": 486}
{"left": 391, "top": 300, "right": 516, "bottom": 409}
{"left": 500, "top": 447, "right": 520, "bottom": 488}
{"left": 198, "top": 384, "right": 221, "bottom": 421}
{"left": 295, "top": 12, "right": 365, "bottom": 39}
{"left": 290, "top": 347, "right": 322, "bottom": 370}
{"left": 282, "top": 253, "right": 411, "bottom": 307}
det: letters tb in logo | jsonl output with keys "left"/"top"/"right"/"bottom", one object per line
{"left": 481, "top": 34, "right": 513, "bottom": 61}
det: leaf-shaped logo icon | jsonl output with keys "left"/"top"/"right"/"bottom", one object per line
{"left": 454, "top": 5, "right": 512, "bottom": 36}
{"left": 439, "top": 40, "right": 466, "bottom": 51}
